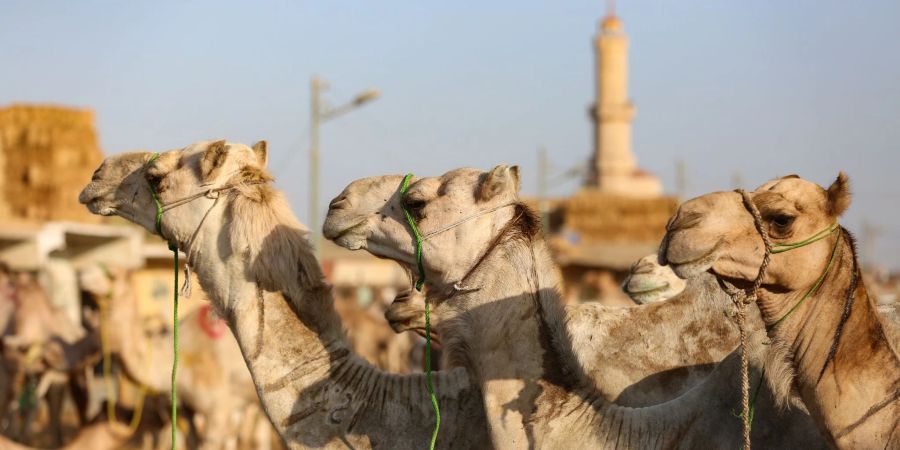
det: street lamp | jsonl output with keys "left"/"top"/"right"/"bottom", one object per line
{"left": 309, "top": 75, "right": 379, "bottom": 254}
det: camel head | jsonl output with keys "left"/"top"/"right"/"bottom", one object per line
{"left": 622, "top": 254, "right": 687, "bottom": 304}
{"left": 384, "top": 289, "right": 440, "bottom": 344}
{"left": 324, "top": 165, "right": 522, "bottom": 290}
{"left": 79, "top": 139, "right": 270, "bottom": 243}
{"left": 660, "top": 173, "right": 851, "bottom": 292}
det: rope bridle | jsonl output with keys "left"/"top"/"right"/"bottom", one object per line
{"left": 397, "top": 173, "right": 516, "bottom": 450}
{"left": 144, "top": 153, "right": 265, "bottom": 450}
{"left": 722, "top": 188, "right": 840, "bottom": 450}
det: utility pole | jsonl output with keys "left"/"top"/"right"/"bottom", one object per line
{"left": 308, "top": 75, "right": 379, "bottom": 256}
{"left": 310, "top": 76, "right": 322, "bottom": 254}
{"left": 860, "top": 219, "right": 883, "bottom": 269}
{"left": 538, "top": 147, "right": 549, "bottom": 234}
{"left": 731, "top": 170, "right": 744, "bottom": 190}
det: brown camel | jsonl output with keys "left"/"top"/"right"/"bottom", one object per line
{"left": 323, "top": 166, "right": 826, "bottom": 448}
{"left": 78, "top": 264, "right": 274, "bottom": 450}
{"left": 660, "top": 173, "right": 900, "bottom": 448}
{"left": 0, "top": 268, "right": 97, "bottom": 445}
{"left": 79, "top": 140, "right": 489, "bottom": 449}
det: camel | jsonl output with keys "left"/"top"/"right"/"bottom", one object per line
{"left": 78, "top": 264, "right": 274, "bottom": 450}
{"left": 622, "top": 254, "right": 686, "bottom": 304}
{"left": 0, "top": 267, "right": 97, "bottom": 445}
{"left": 79, "top": 140, "right": 490, "bottom": 449}
{"left": 621, "top": 255, "right": 900, "bottom": 346}
{"left": 323, "top": 166, "right": 827, "bottom": 448}
{"left": 387, "top": 255, "right": 686, "bottom": 340}
{"left": 660, "top": 173, "right": 900, "bottom": 448}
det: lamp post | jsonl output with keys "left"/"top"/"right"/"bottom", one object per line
{"left": 309, "top": 75, "right": 379, "bottom": 254}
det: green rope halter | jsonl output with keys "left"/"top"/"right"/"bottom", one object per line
{"left": 145, "top": 153, "right": 180, "bottom": 450}
{"left": 398, "top": 173, "right": 440, "bottom": 450}
{"left": 731, "top": 189, "right": 842, "bottom": 446}
{"left": 770, "top": 225, "right": 842, "bottom": 327}
{"left": 770, "top": 222, "right": 839, "bottom": 254}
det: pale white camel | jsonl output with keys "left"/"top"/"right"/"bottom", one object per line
{"left": 324, "top": 166, "right": 826, "bottom": 448}
{"left": 78, "top": 264, "right": 273, "bottom": 450}
{"left": 622, "top": 254, "right": 687, "bottom": 304}
{"left": 79, "top": 140, "right": 490, "bottom": 449}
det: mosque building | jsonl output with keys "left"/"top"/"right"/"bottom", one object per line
{"left": 542, "top": 7, "right": 678, "bottom": 305}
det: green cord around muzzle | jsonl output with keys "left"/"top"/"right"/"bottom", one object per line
{"left": 399, "top": 173, "right": 440, "bottom": 450}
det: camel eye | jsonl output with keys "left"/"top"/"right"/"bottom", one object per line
{"left": 771, "top": 214, "right": 794, "bottom": 229}
{"left": 402, "top": 198, "right": 426, "bottom": 211}
{"left": 146, "top": 173, "right": 165, "bottom": 190}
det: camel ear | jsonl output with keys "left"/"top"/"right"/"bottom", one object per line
{"left": 477, "top": 165, "right": 520, "bottom": 202}
{"left": 826, "top": 171, "right": 851, "bottom": 217}
{"left": 200, "top": 140, "right": 228, "bottom": 181}
{"left": 251, "top": 140, "right": 268, "bottom": 167}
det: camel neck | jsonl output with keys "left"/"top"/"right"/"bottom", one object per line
{"left": 434, "top": 236, "right": 744, "bottom": 448}
{"left": 182, "top": 193, "right": 487, "bottom": 448}
{"left": 762, "top": 235, "right": 900, "bottom": 444}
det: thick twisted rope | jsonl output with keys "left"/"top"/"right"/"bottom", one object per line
{"left": 732, "top": 189, "right": 773, "bottom": 450}
{"left": 724, "top": 189, "right": 841, "bottom": 449}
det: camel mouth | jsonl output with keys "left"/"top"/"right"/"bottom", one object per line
{"left": 668, "top": 253, "right": 717, "bottom": 279}
{"left": 623, "top": 280, "right": 670, "bottom": 295}
{"left": 83, "top": 198, "right": 116, "bottom": 217}
{"left": 622, "top": 279, "right": 671, "bottom": 304}
{"left": 660, "top": 230, "right": 724, "bottom": 280}
{"left": 324, "top": 220, "right": 369, "bottom": 250}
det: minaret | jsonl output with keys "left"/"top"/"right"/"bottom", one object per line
{"left": 588, "top": 5, "right": 661, "bottom": 197}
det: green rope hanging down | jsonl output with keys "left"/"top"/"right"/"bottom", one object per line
{"left": 399, "top": 173, "right": 440, "bottom": 450}
{"left": 147, "top": 153, "right": 180, "bottom": 450}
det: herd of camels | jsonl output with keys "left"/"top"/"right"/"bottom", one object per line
{"left": 65, "top": 139, "right": 900, "bottom": 449}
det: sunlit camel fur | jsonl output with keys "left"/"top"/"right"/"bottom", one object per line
{"left": 324, "top": 166, "right": 826, "bottom": 448}
{"left": 79, "top": 140, "right": 489, "bottom": 449}
{"left": 660, "top": 173, "right": 900, "bottom": 448}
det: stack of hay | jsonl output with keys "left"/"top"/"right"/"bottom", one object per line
{"left": 0, "top": 104, "right": 103, "bottom": 223}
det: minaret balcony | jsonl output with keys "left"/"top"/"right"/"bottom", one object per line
{"left": 594, "top": 102, "right": 635, "bottom": 121}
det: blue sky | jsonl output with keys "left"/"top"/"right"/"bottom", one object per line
{"left": 3, "top": 0, "right": 899, "bottom": 269}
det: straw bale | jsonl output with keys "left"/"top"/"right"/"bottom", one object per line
{"left": 0, "top": 104, "right": 103, "bottom": 223}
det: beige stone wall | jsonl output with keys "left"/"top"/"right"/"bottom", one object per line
{"left": 0, "top": 104, "right": 103, "bottom": 223}
{"left": 562, "top": 190, "right": 677, "bottom": 243}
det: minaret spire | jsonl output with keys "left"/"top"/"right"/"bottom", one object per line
{"left": 587, "top": 6, "right": 661, "bottom": 197}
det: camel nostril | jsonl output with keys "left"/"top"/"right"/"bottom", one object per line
{"left": 667, "top": 210, "right": 702, "bottom": 232}
{"left": 329, "top": 196, "right": 350, "bottom": 211}
{"left": 632, "top": 262, "right": 654, "bottom": 275}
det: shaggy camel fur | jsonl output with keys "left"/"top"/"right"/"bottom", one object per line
{"left": 79, "top": 140, "right": 489, "bottom": 449}
{"left": 323, "top": 166, "right": 826, "bottom": 448}
{"left": 661, "top": 173, "right": 900, "bottom": 448}
{"left": 78, "top": 264, "right": 273, "bottom": 450}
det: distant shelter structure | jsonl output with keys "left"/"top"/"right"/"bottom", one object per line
{"left": 538, "top": 9, "right": 678, "bottom": 305}
{"left": 0, "top": 104, "right": 198, "bottom": 326}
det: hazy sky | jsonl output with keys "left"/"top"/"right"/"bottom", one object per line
{"left": 3, "top": 0, "right": 899, "bottom": 269}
